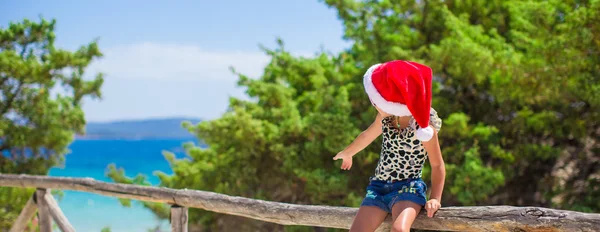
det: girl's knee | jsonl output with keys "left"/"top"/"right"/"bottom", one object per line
{"left": 390, "top": 224, "right": 410, "bottom": 232}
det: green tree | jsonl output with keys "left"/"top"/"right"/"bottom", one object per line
{"left": 110, "top": 0, "right": 600, "bottom": 231}
{"left": 0, "top": 18, "right": 104, "bottom": 230}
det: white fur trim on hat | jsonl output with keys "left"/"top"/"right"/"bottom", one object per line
{"left": 363, "top": 63, "right": 412, "bottom": 117}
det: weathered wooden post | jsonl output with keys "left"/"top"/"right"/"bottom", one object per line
{"left": 2, "top": 174, "right": 600, "bottom": 231}
{"left": 171, "top": 205, "right": 189, "bottom": 232}
{"left": 36, "top": 189, "right": 52, "bottom": 232}
{"left": 44, "top": 190, "right": 75, "bottom": 232}
{"left": 9, "top": 194, "right": 37, "bottom": 232}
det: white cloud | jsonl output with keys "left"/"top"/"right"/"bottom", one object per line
{"left": 88, "top": 42, "right": 271, "bottom": 80}
{"left": 80, "top": 42, "right": 317, "bottom": 122}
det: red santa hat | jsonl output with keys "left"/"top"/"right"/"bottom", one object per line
{"left": 363, "top": 60, "right": 435, "bottom": 141}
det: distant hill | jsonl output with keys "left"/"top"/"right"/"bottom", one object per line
{"left": 79, "top": 117, "right": 201, "bottom": 139}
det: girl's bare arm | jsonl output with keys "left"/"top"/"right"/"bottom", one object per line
{"left": 423, "top": 128, "right": 445, "bottom": 216}
{"left": 423, "top": 129, "right": 445, "bottom": 200}
{"left": 339, "top": 113, "right": 383, "bottom": 157}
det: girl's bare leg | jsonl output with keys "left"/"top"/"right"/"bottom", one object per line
{"left": 349, "top": 206, "right": 388, "bottom": 232}
{"left": 390, "top": 201, "right": 422, "bottom": 232}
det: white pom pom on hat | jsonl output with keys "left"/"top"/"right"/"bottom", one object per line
{"left": 363, "top": 60, "right": 435, "bottom": 141}
{"left": 416, "top": 126, "right": 434, "bottom": 142}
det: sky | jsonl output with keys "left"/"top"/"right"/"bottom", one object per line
{"left": 1, "top": 0, "right": 350, "bottom": 122}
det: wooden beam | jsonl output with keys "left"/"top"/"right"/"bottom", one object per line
{"left": 1, "top": 174, "right": 599, "bottom": 232}
{"left": 9, "top": 194, "right": 37, "bottom": 232}
{"left": 36, "top": 189, "right": 52, "bottom": 232}
{"left": 171, "top": 205, "right": 188, "bottom": 232}
{"left": 44, "top": 191, "right": 75, "bottom": 232}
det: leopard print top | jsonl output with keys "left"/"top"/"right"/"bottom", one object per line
{"left": 371, "top": 109, "right": 442, "bottom": 182}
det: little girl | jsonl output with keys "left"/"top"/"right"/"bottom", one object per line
{"left": 334, "top": 60, "right": 445, "bottom": 232}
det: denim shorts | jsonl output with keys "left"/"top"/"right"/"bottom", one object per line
{"left": 360, "top": 178, "right": 428, "bottom": 213}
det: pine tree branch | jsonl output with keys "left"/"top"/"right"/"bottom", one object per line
{"left": 20, "top": 43, "right": 28, "bottom": 58}
{"left": 0, "top": 77, "right": 8, "bottom": 88}
{"left": 0, "top": 81, "right": 24, "bottom": 115}
{"left": 0, "top": 144, "right": 9, "bottom": 152}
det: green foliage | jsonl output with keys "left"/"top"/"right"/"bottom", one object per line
{"left": 105, "top": 164, "right": 170, "bottom": 219}
{"left": 0, "top": 18, "right": 103, "bottom": 230}
{"left": 110, "top": 0, "right": 600, "bottom": 231}
{"left": 0, "top": 187, "right": 35, "bottom": 230}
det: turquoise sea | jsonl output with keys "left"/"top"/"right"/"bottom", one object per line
{"left": 48, "top": 139, "right": 197, "bottom": 232}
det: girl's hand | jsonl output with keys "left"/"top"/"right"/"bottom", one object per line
{"left": 333, "top": 152, "right": 353, "bottom": 170}
{"left": 332, "top": 113, "right": 383, "bottom": 171}
{"left": 425, "top": 199, "right": 441, "bottom": 217}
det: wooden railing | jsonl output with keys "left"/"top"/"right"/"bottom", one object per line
{"left": 1, "top": 174, "right": 599, "bottom": 232}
